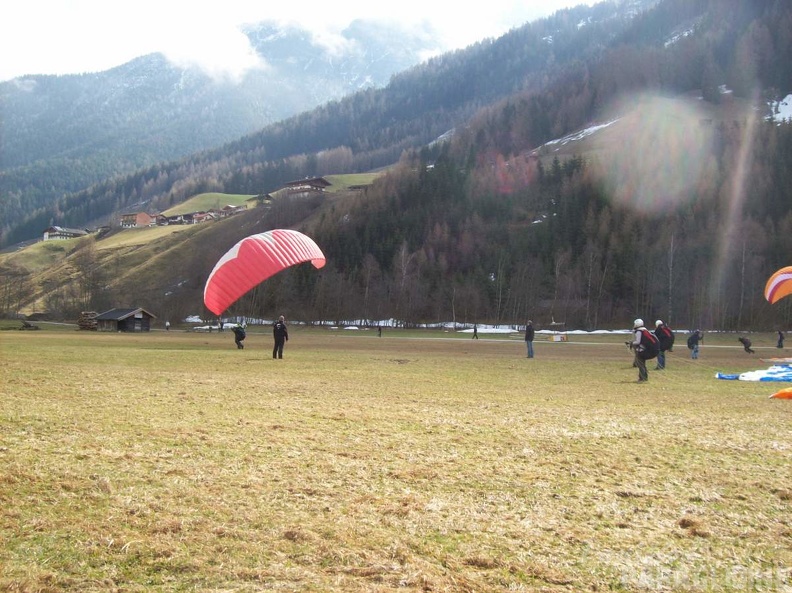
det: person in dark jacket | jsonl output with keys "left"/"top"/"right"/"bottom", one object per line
{"left": 273, "top": 315, "right": 288, "bottom": 359}
{"left": 687, "top": 330, "right": 703, "bottom": 359}
{"left": 653, "top": 320, "right": 674, "bottom": 370}
{"left": 524, "top": 320, "right": 535, "bottom": 358}
{"left": 738, "top": 336, "right": 754, "bottom": 353}
{"left": 778, "top": 330, "right": 785, "bottom": 349}
{"left": 232, "top": 324, "right": 246, "bottom": 349}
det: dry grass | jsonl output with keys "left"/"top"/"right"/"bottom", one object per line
{"left": 95, "top": 225, "right": 199, "bottom": 250}
{"left": 1, "top": 328, "right": 790, "bottom": 592}
{"left": 160, "top": 193, "right": 254, "bottom": 217}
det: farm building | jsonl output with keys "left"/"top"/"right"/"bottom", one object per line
{"left": 282, "top": 177, "right": 331, "bottom": 198}
{"left": 42, "top": 226, "right": 89, "bottom": 241}
{"left": 95, "top": 308, "right": 156, "bottom": 332}
{"left": 120, "top": 212, "right": 160, "bottom": 228}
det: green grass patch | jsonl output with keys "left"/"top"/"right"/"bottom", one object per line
{"left": 161, "top": 193, "right": 255, "bottom": 216}
{"left": 1, "top": 329, "right": 790, "bottom": 591}
{"left": 324, "top": 173, "right": 382, "bottom": 193}
{"left": 0, "top": 239, "right": 83, "bottom": 272}
{"left": 94, "top": 224, "right": 200, "bottom": 250}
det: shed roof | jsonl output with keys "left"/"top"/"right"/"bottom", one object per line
{"left": 43, "top": 226, "right": 88, "bottom": 235}
{"left": 95, "top": 307, "right": 157, "bottom": 321}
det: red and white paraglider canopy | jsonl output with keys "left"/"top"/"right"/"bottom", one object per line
{"left": 203, "top": 229, "right": 326, "bottom": 315}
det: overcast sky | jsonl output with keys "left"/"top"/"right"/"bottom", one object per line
{"left": 1, "top": 0, "right": 594, "bottom": 82}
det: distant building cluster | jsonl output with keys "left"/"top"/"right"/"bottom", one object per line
{"left": 119, "top": 204, "right": 247, "bottom": 229}
{"left": 41, "top": 177, "right": 332, "bottom": 241}
{"left": 40, "top": 205, "right": 247, "bottom": 241}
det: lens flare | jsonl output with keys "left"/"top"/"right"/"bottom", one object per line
{"left": 711, "top": 103, "right": 758, "bottom": 297}
{"left": 597, "top": 93, "right": 714, "bottom": 214}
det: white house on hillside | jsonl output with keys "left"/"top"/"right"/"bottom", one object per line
{"left": 42, "top": 226, "right": 89, "bottom": 241}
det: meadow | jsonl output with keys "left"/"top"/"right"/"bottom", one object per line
{"left": 1, "top": 326, "right": 790, "bottom": 592}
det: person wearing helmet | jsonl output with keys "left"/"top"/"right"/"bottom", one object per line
{"left": 653, "top": 319, "right": 675, "bottom": 370}
{"left": 627, "top": 318, "right": 659, "bottom": 383}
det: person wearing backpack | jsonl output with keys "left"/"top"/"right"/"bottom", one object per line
{"left": 627, "top": 318, "right": 659, "bottom": 383}
{"left": 738, "top": 336, "right": 755, "bottom": 354}
{"left": 654, "top": 320, "right": 675, "bottom": 370}
{"left": 232, "top": 323, "right": 246, "bottom": 349}
{"left": 687, "top": 329, "right": 703, "bottom": 359}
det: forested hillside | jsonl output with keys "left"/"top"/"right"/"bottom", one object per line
{"left": 2, "top": 0, "right": 792, "bottom": 331}
{"left": 1, "top": 0, "right": 657, "bottom": 247}
{"left": 0, "top": 19, "right": 438, "bottom": 245}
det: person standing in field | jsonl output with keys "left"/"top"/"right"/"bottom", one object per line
{"left": 524, "top": 320, "right": 535, "bottom": 358}
{"left": 627, "top": 318, "right": 659, "bottom": 383}
{"left": 778, "top": 330, "right": 785, "bottom": 349}
{"left": 273, "top": 315, "right": 289, "bottom": 359}
{"left": 687, "top": 329, "right": 703, "bottom": 359}
{"left": 472, "top": 324, "right": 478, "bottom": 339}
{"left": 653, "top": 320, "right": 675, "bottom": 370}
{"left": 165, "top": 320, "right": 170, "bottom": 331}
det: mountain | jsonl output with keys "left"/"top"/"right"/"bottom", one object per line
{"left": 0, "top": 19, "right": 439, "bottom": 243}
{"left": 2, "top": 0, "right": 792, "bottom": 331}
{"left": 2, "top": 0, "right": 660, "bottom": 247}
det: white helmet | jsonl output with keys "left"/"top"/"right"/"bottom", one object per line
{"left": 655, "top": 320, "right": 663, "bottom": 327}
{"left": 633, "top": 318, "right": 644, "bottom": 329}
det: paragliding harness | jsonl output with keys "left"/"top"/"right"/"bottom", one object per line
{"left": 637, "top": 329, "right": 659, "bottom": 360}
{"left": 232, "top": 325, "right": 246, "bottom": 349}
{"left": 657, "top": 325, "right": 675, "bottom": 352}
{"left": 687, "top": 334, "right": 697, "bottom": 350}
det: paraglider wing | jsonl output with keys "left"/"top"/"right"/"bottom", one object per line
{"left": 770, "top": 387, "right": 792, "bottom": 399}
{"left": 764, "top": 266, "right": 792, "bottom": 304}
{"left": 203, "top": 229, "right": 326, "bottom": 315}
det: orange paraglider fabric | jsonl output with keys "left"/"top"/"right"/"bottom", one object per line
{"left": 204, "top": 229, "right": 326, "bottom": 315}
{"left": 764, "top": 266, "right": 792, "bottom": 304}
{"left": 770, "top": 387, "right": 792, "bottom": 399}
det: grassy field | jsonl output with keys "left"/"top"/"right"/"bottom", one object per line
{"left": 324, "top": 174, "right": 383, "bottom": 193}
{"left": 95, "top": 225, "right": 201, "bottom": 250}
{"left": 161, "top": 194, "right": 254, "bottom": 217}
{"left": 1, "top": 327, "right": 790, "bottom": 592}
{"left": 1, "top": 239, "right": 83, "bottom": 271}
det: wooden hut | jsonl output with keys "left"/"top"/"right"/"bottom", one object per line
{"left": 95, "top": 308, "right": 156, "bottom": 332}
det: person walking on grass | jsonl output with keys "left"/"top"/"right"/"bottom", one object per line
{"left": 738, "top": 336, "right": 755, "bottom": 354}
{"left": 273, "top": 315, "right": 288, "bottom": 359}
{"left": 472, "top": 324, "right": 478, "bottom": 339}
{"left": 627, "top": 319, "right": 659, "bottom": 383}
{"left": 525, "top": 320, "right": 535, "bottom": 358}
{"left": 687, "top": 329, "right": 703, "bottom": 359}
{"left": 653, "top": 319, "right": 675, "bottom": 370}
{"left": 232, "top": 323, "right": 246, "bottom": 349}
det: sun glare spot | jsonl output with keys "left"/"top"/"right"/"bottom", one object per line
{"left": 596, "top": 93, "right": 713, "bottom": 214}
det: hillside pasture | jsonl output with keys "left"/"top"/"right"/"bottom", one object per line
{"left": 1, "top": 328, "right": 790, "bottom": 592}
{"left": 161, "top": 193, "right": 255, "bottom": 217}
{"left": 324, "top": 173, "right": 383, "bottom": 193}
{"left": 0, "top": 238, "right": 85, "bottom": 272}
{"left": 95, "top": 225, "right": 201, "bottom": 250}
